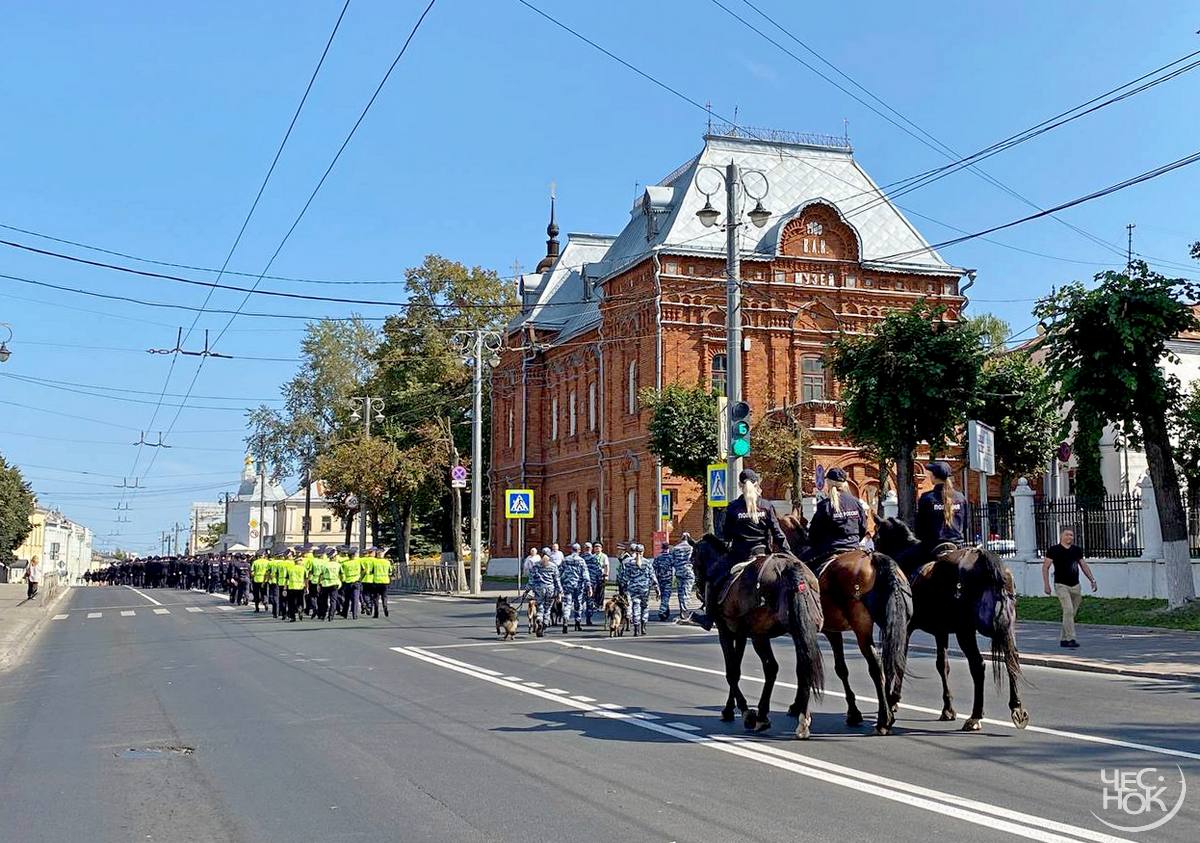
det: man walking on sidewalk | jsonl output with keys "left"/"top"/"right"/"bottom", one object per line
{"left": 25, "top": 556, "right": 41, "bottom": 600}
{"left": 1042, "top": 528, "right": 1097, "bottom": 648}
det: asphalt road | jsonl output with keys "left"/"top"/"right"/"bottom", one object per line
{"left": 0, "top": 585, "right": 1196, "bottom": 843}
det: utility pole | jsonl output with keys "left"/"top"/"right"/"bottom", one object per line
{"left": 724, "top": 160, "right": 744, "bottom": 486}
{"left": 347, "top": 397, "right": 385, "bottom": 555}
{"left": 454, "top": 330, "right": 502, "bottom": 595}
{"left": 173, "top": 522, "right": 180, "bottom": 556}
{"left": 1126, "top": 222, "right": 1136, "bottom": 271}
{"left": 258, "top": 460, "right": 266, "bottom": 553}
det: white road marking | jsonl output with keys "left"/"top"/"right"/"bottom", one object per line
{"left": 501, "top": 676, "right": 523, "bottom": 682}
{"left": 394, "top": 646, "right": 1131, "bottom": 843}
{"left": 218, "top": 606, "right": 236, "bottom": 612}
{"left": 423, "top": 596, "right": 457, "bottom": 602}
{"left": 524, "top": 682, "right": 545, "bottom": 688}
{"left": 667, "top": 722, "right": 701, "bottom": 732}
{"left": 598, "top": 703, "right": 624, "bottom": 710}
{"left": 87, "top": 612, "right": 102, "bottom": 619}
{"left": 545, "top": 688, "right": 568, "bottom": 694}
{"left": 632, "top": 712, "right": 660, "bottom": 720}
{"left": 153, "top": 608, "right": 170, "bottom": 615}
{"left": 558, "top": 641, "right": 1200, "bottom": 763}
{"left": 120, "top": 610, "right": 135, "bottom": 617}
{"left": 122, "top": 585, "right": 163, "bottom": 606}
{"left": 570, "top": 695, "right": 597, "bottom": 702}
{"left": 185, "top": 607, "right": 203, "bottom": 613}
{"left": 52, "top": 614, "right": 68, "bottom": 620}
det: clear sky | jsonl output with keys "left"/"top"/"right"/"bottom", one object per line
{"left": 2, "top": 0, "right": 1198, "bottom": 555}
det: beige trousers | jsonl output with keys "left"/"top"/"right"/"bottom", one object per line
{"left": 1055, "top": 582, "right": 1083, "bottom": 641}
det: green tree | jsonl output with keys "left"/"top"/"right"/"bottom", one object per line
{"left": 1170, "top": 382, "right": 1200, "bottom": 502}
{"left": 973, "top": 352, "right": 1061, "bottom": 505}
{"left": 0, "top": 455, "right": 35, "bottom": 563}
{"left": 831, "top": 302, "right": 984, "bottom": 525}
{"left": 1035, "top": 262, "right": 1198, "bottom": 607}
{"left": 964, "top": 312, "right": 1011, "bottom": 350}
{"left": 315, "top": 436, "right": 404, "bottom": 545}
{"left": 639, "top": 384, "right": 720, "bottom": 531}
{"left": 753, "top": 406, "right": 811, "bottom": 512}
{"left": 199, "top": 521, "right": 227, "bottom": 550}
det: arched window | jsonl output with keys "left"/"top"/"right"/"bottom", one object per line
{"left": 550, "top": 395, "right": 559, "bottom": 440}
{"left": 550, "top": 498, "right": 559, "bottom": 543}
{"left": 588, "top": 382, "right": 597, "bottom": 431}
{"left": 569, "top": 389, "right": 577, "bottom": 437}
{"left": 802, "top": 357, "right": 826, "bottom": 402}
{"left": 568, "top": 497, "right": 577, "bottom": 544}
{"left": 626, "top": 488, "right": 637, "bottom": 542}
{"left": 627, "top": 360, "right": 638, "bottom": 413}
{"left": 711, "top": 353, "right": 727, "bottom": 396}
{"left": 589, "top": 495, "right": 599, "bottom": 541}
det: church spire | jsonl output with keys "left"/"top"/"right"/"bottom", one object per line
{"left": 535, "top": 182, "right": 559, "bottom": 273}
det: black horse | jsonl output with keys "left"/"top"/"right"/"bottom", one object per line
{"left": 875, "top": 518, "right": 1028, "bottom": 731}
{"left": 689, "top": 535, "right": 824, "bottom": 739}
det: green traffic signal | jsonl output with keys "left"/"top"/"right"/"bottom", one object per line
{"left": 730, "top": 401, "right": 751, "bottom": 457}
{"left": 732, "top": 438, "right": 751, "bottom": 457}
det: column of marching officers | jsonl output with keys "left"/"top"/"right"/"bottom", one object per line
{"left": 521, "top": 537, "right": 695, "bottom": 637}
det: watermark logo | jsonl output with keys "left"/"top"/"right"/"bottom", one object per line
{"left": 1092, "top": 766, "right": 1186, "bottom": 833}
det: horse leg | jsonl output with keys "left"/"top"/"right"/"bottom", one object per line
{"left": 889, "top": 627, "right": 914, "bottom": 716}
{"left": 732, "top": 634, "right": 749, "bottom": 714}
{"left": 853, "top": 622, "right": 893, "bottom": 735}
{"left": 826, "top": 630, "right": 863, "bottom": 727}
{"left": 934, "top": 631, "right": 955, "bottom": 721}
{"left": 1008, "top": 660, "right": 1029, "bottom": 729}
{"left": 716, "top": 627, "right": 738, "bottom": 721}
{"left": 745, "top": 636, "right": 776, "bottom": 733}
{"left": 956, "top": 628, "right": 987, "bottom": 731}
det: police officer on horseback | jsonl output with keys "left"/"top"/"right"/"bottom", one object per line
{"left": 805, "top": 467, "right": 867, "bottom": 567}
{"left": 684, "top": 468, "right": 790, "bottom": 631}
{"left": 916, "top": 461, "right": 967, "bottom": 551}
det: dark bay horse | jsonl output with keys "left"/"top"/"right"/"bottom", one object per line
{"left": 875, "top": 517, "right": 1028, "bottom": 732}
{"left": 689, "top": 535, "right": 824, "bottom": 739}
{"left": 779, "top": 514, "right": 912, "bottom": 735}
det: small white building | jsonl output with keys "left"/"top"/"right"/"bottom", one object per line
{"left": 188, "top": 501, "right": 225, "bottom": 554}
{"left": 217, "top": 457, "right": 287, "bottom": 552}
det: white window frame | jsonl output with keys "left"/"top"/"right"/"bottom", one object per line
{"left": 507, "top": 405, "right": 514, "bottom": 449}
{"left": 551, "top": 395, "right": 559, "bottom": 440}
{"left": 589, "top": 496, "right": 599, "bottom": 542}
{"left": 588, "top": 381, "right": 597, "bottom": 431}
{"left": 569, "top": 498, "right": 577, "bottom": 544}
{"left": 627, "top": 360, "right": 638, "bottom": 414}
{"left": 504, "top": 515, "right": 512, "bottom": 548}
{"left": 569, "top": 389, "right": 577, "bottom": 437}
{"left": 626, "top": 488, "right": 637, "bottom": 543}
{"left": 551, "top": 499, "right": 560, "bottom": 543}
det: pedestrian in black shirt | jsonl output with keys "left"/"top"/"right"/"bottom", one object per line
{"left": 1041, "top": 528, "right": 1096, "bottom": 648}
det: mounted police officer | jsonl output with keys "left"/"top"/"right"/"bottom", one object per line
{"left": 685, "top": 468, "right": 790, "bottom": 631}
{"left": 805, "top": 467, "right": 867, "bottom": 568}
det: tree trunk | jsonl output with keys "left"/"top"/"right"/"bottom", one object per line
{"left": 1138, "top": 409, "right": 1197, "bottom": 608}
{"left": 344, "top": 511, "right": 353, "bottom": 547}
{"left": 998, "top": 469, "right": 1012, "bottom": 510}
{"left": 895, "top": 444, "right": 916, "bottom": 527}
{"left": 702, "top": 499, "right": 714, "bottom": 535}
{"left": 876, "top": 456, "right": 889, "bottom": 520}
{"left": 399, "top": 501, "right": 413, "bottom": 565}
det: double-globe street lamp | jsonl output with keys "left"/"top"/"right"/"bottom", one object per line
{"left": 0, "top": 323, "right": 13, "bottom": 363}
{"left": 694, "top": 163, "right": 771, "bottom": 485}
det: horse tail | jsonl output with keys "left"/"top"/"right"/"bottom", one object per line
{"left": 869, "top": 552, "right": 912, "bottom": 695}
{"left": 977, "top": 551, "right": 1022, "bottom": 688}
{"left": 783, "top": 564, "right": 824, "bottom": 699}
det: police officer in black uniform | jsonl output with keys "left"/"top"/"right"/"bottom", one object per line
{"left": 685, "top": 468, "right": 790, "bottom": 631}
{"left": 805, "top": 467, "right": 867, "bottom": 567}
{"left": 894, "top": 461, "right": 968, "bottom": 574}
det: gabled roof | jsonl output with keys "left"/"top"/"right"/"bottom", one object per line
{"left": 512, "top": 129, "right": 965, "bottom": 346}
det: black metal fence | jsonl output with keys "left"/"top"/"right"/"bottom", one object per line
{"left": 1033, "top": 494, "right": 1142, "bottom": 558}
{"left": 965, "top": 500, "right": 1016, "bottom": 557}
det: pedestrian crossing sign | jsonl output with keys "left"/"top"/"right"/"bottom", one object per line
{"left": 706, "top": 463, "right": 729, "bottom": 508}
{"left": 505, "top": 489, "right": 534, "bottom": 519}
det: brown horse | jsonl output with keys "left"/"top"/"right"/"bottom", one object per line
{"left": 875, "top": 517, "right": 1028, "bottom": 732}
{"left": 689, "top": 535, "right": 824, "bottom": 739}
{"left": 779, "top": 513, "right": 912, "bottom": 735}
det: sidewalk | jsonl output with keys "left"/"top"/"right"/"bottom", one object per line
{"left": 0, "top": 582, "right": 71, "bottom": 672}
{"left": 911, "top": 621, "right": 1200, "bottom": 682}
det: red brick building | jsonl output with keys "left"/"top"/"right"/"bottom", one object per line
{"left": 488, "top": 129, "right": 967, "bottom": 566}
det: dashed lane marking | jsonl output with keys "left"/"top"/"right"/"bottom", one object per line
{"left": 218, "top": 606, "right": 236, "bottom": 612}
{"left": 153, "top": 608, "right": 170, "bottom": 615}
{"left": 86, "top": 612, "right": 101, "bottom": 619}
{"left": 570, "top": 695, "right": 597, "bottom": 702}
{"left": 667, "top": 722, "right": 701, "bottom": 731}
{"left": 524, "top": 682, "right": 544, "bottom": 688}
{"left": 422, "top": 596, "right": 457, "bottom": 602}
{"left": 52, "top": 614, "right": 69, "bottom": 620}
{"left": 394, "top": 646, "right": 1134, "bottom": 843}
{"left": 545, "top": 688, "right": 568, "bottom": 694}
{"left": 501, "top": 676, "right": 522, "bottom": 682}
{"left": 555, "top": 640, "right": 1200, "bottom": 763}
{"left": 120, "top": 610, "right": 135, "bottom": 617}
{"left": 185, "top": 607, "right": 204, "bottom": 613}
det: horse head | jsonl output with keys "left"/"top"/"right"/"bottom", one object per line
{"left": 690, "top": 533, "right": 727, "bottom": 591}
{"left": 777, "top": 512, "right": 810, "bottom": 556}
{"left": 875, "top": 517, "right": 919, "bottom": 558}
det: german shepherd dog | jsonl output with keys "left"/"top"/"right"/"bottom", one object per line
{"left": 604, "top": 594, "right": 629, "bottom": 638}
{"left": 495, "top": 596, "right": 518, "bottom": 640}
{"left": 549, "top": 593, "right": 564, "bottom": 628}
{"left": 527, "top": 595, "right": 539, "bottom": 636}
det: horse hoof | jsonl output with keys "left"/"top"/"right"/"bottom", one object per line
{"left": 794, "top": 720, "right": 811, "bottom": 740}
{"left": 753, "top": 719, "right": 771, "bottom": 734}
{"left": 1011, "top": 707, "right": 1030, "bottom": 730}
{"left": 786, "top": 703, "right": 801, "bottom": 718}
{"left": 743, "top": 711, "right": 758, "bottom": 730}
{"left": 938, "top": 708, "right": 956, "bottom": 722}
{"left": 720, "top": 709, "right": 735, "bottom": 723}
{"left": 845, "top": 711, "right": 864, "bottom": 727}
{"left": 961, "top": 718, "right": 983, "bottom": 732}
{"left": 874, "top": 724, "right": 891, "bottom": 736}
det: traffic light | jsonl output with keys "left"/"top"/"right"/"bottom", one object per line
{"left": 730, "top": 401, "right": 751, "bottom": 457}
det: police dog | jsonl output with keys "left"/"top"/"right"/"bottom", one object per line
{"left": 549, "top": 592, "right": 564, "bottom": 627}
{"left": 526, "top": 595, "right": 538, "bottom": 636}
{"left": 604, "top": 594, "right": 629, "bottom": 638}
{"left": 495, "top": 596, "right": 518, "bottom": 640}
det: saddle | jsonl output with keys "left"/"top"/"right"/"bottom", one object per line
{"left": 718, "top": 556, "right": 767, "bottom": 606}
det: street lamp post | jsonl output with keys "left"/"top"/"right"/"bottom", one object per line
{"left": 455, "top": 329, "right": 503, "bottom": 595}
{"left": 695, "top": 163, "right": 771, "bottom": 486}
{"left": 0, "top": 323, "right": 13, "bottom": 363}
{"left": 347, "top": 396, "right": 385, "bottom": 555}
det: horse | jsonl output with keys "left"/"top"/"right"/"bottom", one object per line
{"left": 779, "top": 513, "right": 913, "bottom": 735}
{"left": 688, "top": 535, "right": 824, "bottom": 739}
{"left": 875, "top": 517, "right": 1028, "bottom": 732}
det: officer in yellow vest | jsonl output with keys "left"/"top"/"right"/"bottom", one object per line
{"left": 301, "top": 544, "right": 319, "bottom": 619}
{"left": 318, "top": 546, "right": 342, "bottom": 622}
{"left": 340, "top": 547, "right": 364, "bottom": 620}
{"left": 367, "top": 546, "right": 391, "bottom": 618}
{"left": 267, "top": 552, "right": 284, "bottom": 619}
{"left": 284, "top": 549, "right": 307, "bottom": 622}
{"left": 250, "top": 551, "right": 269, "bottom": 613}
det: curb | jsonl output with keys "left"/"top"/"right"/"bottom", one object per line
{"left": 0, "top": 585, "right": 71, "bottom": 673}
{"left": 907, "top": 643, "right": 1198, "bottom": 683}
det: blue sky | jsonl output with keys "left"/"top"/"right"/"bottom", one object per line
{"left": 2, "top": 1, "right": 1198, "bottom": 554}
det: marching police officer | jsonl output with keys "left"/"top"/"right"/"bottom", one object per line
{"left": 558, "top": 544, "right": 589, "bottom": 634}
{"left": 617, "top": 543, "right": 655, "bottom": 636}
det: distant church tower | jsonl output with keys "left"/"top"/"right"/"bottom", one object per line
{"left": 535, "top": 184, "right": 559, "bottom": 273}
